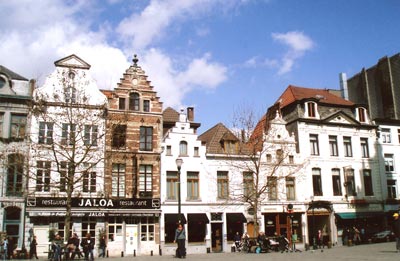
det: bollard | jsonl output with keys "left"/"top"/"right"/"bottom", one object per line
{"left": 151, "top": 250, "right": 153, "bottom": 256}
{"left": 207, "top": 247, "right": 210, "bottom": 253}
{"left": 159, "top": 246, "right": 162, "bottom": 256}
{"left": 231, "top": 246, "right": 235, "bottom": 252}
{"left": 121, "top": 251, "right": 124, "bottom": 257}
{"left": 106, "top": 250, "right": 109, "bottom": 258}
{"left": 134, "top": 250, "right": 136, "bottom": 257}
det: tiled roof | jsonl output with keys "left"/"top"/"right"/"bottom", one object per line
{"left": 0, "top": 65, "right": 28, "bottom": 81}
{"left": 163, "top": 107, "right": 179, "bottom": 122}
{"left": 100, "top": 89, "right": 113, "bottom": 98}
{"left": 277, "top": 85, "right": 354, "bottom": 108}
{"left": 198, "top": 123, "right": 240, "bottom": 154}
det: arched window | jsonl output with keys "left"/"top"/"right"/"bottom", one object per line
{"left": 179, "top": 141, "right": 188, "bottom": 156}
{"left": 357, "top": 107, "right": 367, "bottom": 123}
{"left": 129, "top": 93, "right": 140, "bottom": 111}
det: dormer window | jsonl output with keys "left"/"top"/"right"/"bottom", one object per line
{"left": 305, "top": 102, "right": 317, "bottom": 118}
{"left": 356, "top": 107, "right": 367, "bottom": 123}
{"left": 0, "top": 76, "right": 6, "bottom": 89}
{"left": 223, "top": 140, "right": 237, "bottom": 154}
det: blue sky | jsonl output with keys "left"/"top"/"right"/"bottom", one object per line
{"left": 1, "top": 0, "right": 399, "bottom": 133}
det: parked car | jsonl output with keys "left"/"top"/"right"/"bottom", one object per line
{"left": 370, "top": 230, "right": 395, "bottom": 243}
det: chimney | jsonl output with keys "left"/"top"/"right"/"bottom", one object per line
{"left": 187, "top": 107, "right": 194, "bottom": 122}
{"left": 29, "top": 79, "right": 36, "bottom": 96}
{"left": 339, "top": 73, "right": 349, "bottom": 100}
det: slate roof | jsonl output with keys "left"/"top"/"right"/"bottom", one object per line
{"left": 0, "top": 65, "right": 28, "bottom": 81}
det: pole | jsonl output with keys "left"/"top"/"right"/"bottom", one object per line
{"left": 178, "top": 166, "right": 181, "bottom": 222}
{"left": 312, "top": 200, "right": 316, "bottom": 250}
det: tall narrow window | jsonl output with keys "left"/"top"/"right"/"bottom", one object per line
{"left": 6, "top": 154, "right": 23, "bottom": 196}
{"left": 357, "top": 107, "right": 366, "bottom": 123}
{"left": 306, "top": 102, "right": 316, "bottom": 117}
{"left": 387, "top": 180, "right": 397, "bottom": 199}
{"left": 166, "top": 171, "right": 178, "bottom": 200}
{"left": 84, "top": 125, "right": 98, "bottom": 146}
{"left": 112, "top": 124, "right": 126, "bottom": 148}
{"left": 62, "top": 123, "right": 76, "bottom": 145}
{"left": 10, "top": 114, "right": 27, "bottom": 140}
{"left": 194, "top": 147, "right": 199, "bottom": 157}
{"left": 0, "top": 113, "right": 3, "bottom": 138}
{"left": 112, "top": 164, "right": 125, "bottom": 197}
{"left": 384, "top": 154, "right": 395, "bottom": 172}
{"left": 329, "top": 135, "right": 338, "bottom": 156}
{"left": 38, "top": 122, "right": 54, "bottom": 145}
{"left": 143, "top": 100, "right": 150, "bottom": 112}
{"left": 343, "top": 136, "right": 352, "bottom": 157}
{"left": 360, "top": 138, "right": 369, "bottom": 158}
{"left": 140, "top": 126, "right": 153, "bottom": 151}
{"left": 166, "top": 145, "right": 172, "bottom": 155}
{"left": 363, "top": 169, "right": 373, "bottom": 196}
{"left": 266, "top": 154, "right": 272, "bottom": 163}
{"left": 243, "top": 172, "right": 254, "bottom": 199}
{"left": 59, "top": 161, "right": 73, "bottom": 192}
{"left": 312, "top": 168, "right": 322, "bottom": 196}
{"left": 187, "top": 172, "right": 199, "bottom": 200}
{"left": 119, "top": 98, "right": 126, "bottom": 110}
{"left": 344, "top": 168, "right": 356, "bottom": 196}
{"left": 179, "top": 141, "right": 188, "bottom": 156}
{"left": 381, "top": 128, "right": 391, "bottom": 143}
{"left": 332, "top": 168, "right": 342, "bottom": 196}
{"left": 36, "top": 161, "right": 51, "bottom": 192}
{"left": 129, "top": 93, "right": 140, "bottom": 111}
{"left": 267, "top": 177, "right": 277, "bottom": 200}
{"left": 139, "top": 165, "right": 152, "bottom": 197}
{"left": 65, "top": 86, "right": 76, "bottom": 103}
{"left": 217, "top": 171, "right": 229, "bottom": 199}
{"left": 286, "top": 177, "right": 295, "bottom": 200}
{"left": 83, "top": 164, "right": 96, "bottom": 193}
{"left": 309, "top": 134, "right": 319, "bottom": 155}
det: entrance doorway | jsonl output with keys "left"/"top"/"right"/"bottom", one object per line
{"left": 125, "top": 225, "right": 138, "bottom": 256}
{"left": 211, "top": 223, "right": 222, "bottom": 252}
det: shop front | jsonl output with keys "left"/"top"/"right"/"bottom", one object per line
{"left": 26, "top": 197, "right": 161, "bottom": 257}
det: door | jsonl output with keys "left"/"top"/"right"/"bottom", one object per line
{"left": 211, "top": 223, "right": 222, "bottom": 252}
{"left": 125, "top": 225, "right": 138, "bottom": 256}
{"left": 33, "top": 226, "right": 49, "bottom": 257}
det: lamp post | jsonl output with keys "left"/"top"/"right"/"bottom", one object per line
{"left": 175, "top": 158, "right": 183, "bottom": 224}
{"left": 311, "top": 196, "right": 316, "bottom": 250}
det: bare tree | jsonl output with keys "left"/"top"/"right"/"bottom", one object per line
{"left": 29, "top": 68, "right": 107, "bottom": 239}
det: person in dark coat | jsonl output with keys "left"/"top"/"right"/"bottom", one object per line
{"left": 98, "top": 236, "right": 106, "bottom": 258}
{"left": 29, "top": 236, "right": 38, "bottom": 259}
{"left": 174, "top": 223, "right": 186, "bottom": 258}
{"left": 81, "top": 233, "right": 95, "bottom": 261}
{"left": 393, "top": 213, "right": 400, "bottom": 252}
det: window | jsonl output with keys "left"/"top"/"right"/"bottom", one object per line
{"left": 112, "top": 164, "right": 125, "bottom": 197}
{"left": 223, "top": 141, "right": 237, "bottom": 154}
{"left": 140, "top": 126, "right": 153, "bottom": 151}
{"left": 267, "top": 177, "right": 277, "bottom": 200}
{"left": 187, "top": 172, "right": 199, "bottom": 200}
{"left": 332, "top": 168, "right": 342, "bottom": 196}
{"left": 140, "top": 217, "right": 155, "bottom": 241}
{"left": 10, "top": 114, "right": 27, "bottom": 140}
{"left": 360, "top": 138, "right": 369, "bottom": 158}
{"left": 217, "top": 171, "right": 229, "bottom": 199}
{"left": 312, "top": 168, "right": 322, "bottom": 196}
{"left": 329, "top": 135, "right": 338, "bottom": 156}
{"left": 309, "top": 134, "right": 319, "bottom": 155}
{"left": 166, "top": 171, "right": 178, "bottom": 200}
{"left": 166, "top": 145, "right": 172, "bottom": 155}
{"left": 381, "top": 128, "right": 391, "bottom": 143}
{"left": 6, "top": 154, "right": 23, "bottom": 196}
{"left": 83, "top": 164, "right": 96, "bottom": 193}
{"left": 0, "top": 113, "right": 3, "bottom": 138}
{"left": 143, "top": 100, "right": 150, "bottom": 112}
{"left": 344, "top": 168, "right": 356, "bottom": 196}
{"left": 266, "top": 154, "right": 272, "bottom": 163}
{"left": 119, "top": 98, "right": 126, "bottom": 110}
{"left": 343, "top": 136, "right": 352, "bottom": 157}
{"left": 108, "top": 217, "right": 123, "bottom": 241}
{"left": 387, "top": 180, "right": 397, "bottom": 199}
{"left": 61, "top": 123, "right": 76, "bottom": 145}
{"left": 179, "top": 141, "right": 188, "bottom": 156}
{"left": 129, "top": 93, "right": 140, "bottom": 111}
{"left": 286, "top": 177, "right": 295, "bottom": 200}
{"left": 289, "top": 155, "right": 294, "bottom": 164}
{"left": 59, "top": 161, "right": 73, "bottom": 192}
{"left": 306, "top": 102, "right": 316, "bottom": 117}
{"left": 65, "top": 86, "right": 76, "bottom": 103}
{"left": 112, "top": 124, "right": 126, "bottom": 148}
{"left": 84, "top": 125, "right": 98, "bottom": 146}
{"left": 139, "top": 165, "right": 152, "bottom": 197}
{"left": 194, "top": 147, "right": 199, "bottom": 157}
{"left": 243, "top": 172, "right": 254, "bottom": 198}
{"left": 357, "top": 107, "right": 367, "bottom": 123}
{"left": 363, "top": 169, "right": 373, "bottom": 196}
{"left": 276, "top": 149, "right": 283, "bottom": 162}
{"left": 81, "top": 217, "right": 96, "bottom": 238}
{"left": 38, "top": 122, "right": 54, "bottom": 145}
{"left": 36, "top": 161, "right": 51, "bottom": 192}
{"left": 384, "top": 154, "right": 395, "bottom": 172}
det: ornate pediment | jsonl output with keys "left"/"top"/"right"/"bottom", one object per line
{"left": 54, "top": 54, "right": 91, "bottom": 70}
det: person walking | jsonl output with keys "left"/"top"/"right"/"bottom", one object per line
{"left": 98, "top": 236, "right": 106, "bottom": 258}
{"left": 174, "top": 223, "right": 186, "bottom": 258}
{"left": 393, "top": 213, "right": 400, "bottom": 252}
{"left": 29, "top": 236, "right": 38, "bottom": 259}
{"left": 81, "top": 233, "right": 95, "bottom": 261}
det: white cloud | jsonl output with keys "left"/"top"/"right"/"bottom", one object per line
{"left": 272, "top": 31, "right": 314, "bottom": 74}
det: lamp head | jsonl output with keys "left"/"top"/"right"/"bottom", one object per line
{"left": 176, "top": 158, "right": 183, "bottom": 169}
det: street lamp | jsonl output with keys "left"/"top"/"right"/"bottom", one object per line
{"left": 175, "top": 158, "right": 183, "bottom": 224}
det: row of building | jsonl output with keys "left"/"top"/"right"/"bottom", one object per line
{"left": 1, "top": 53, "right": 400, "bottom": 257}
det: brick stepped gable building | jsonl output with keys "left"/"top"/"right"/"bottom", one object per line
{"left": 101, "top": 55, "right": 163, "bottom": 256}
{"left": 0, "top": 65, "right": 32, "bottom": 252}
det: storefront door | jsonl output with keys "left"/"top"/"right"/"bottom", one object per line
{"left": 125, "top": 225, "right": 138, "bottom": 256}
{"left": 211, "top": 223, "right": 222, "bottom": 252}
{"left": 33, "top": 226, "right": 49, "bottom": 256}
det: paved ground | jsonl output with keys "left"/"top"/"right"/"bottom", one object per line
{"left": 70, "top": 242, "right": 399, "bottom": 261}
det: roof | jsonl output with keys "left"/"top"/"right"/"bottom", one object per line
{"left": 54, "top": 54, "right": 91, "bottom": 69}
{"left": 277, "top": 85, "right": 354, "bottom": 108}
{"left": 198, "top": 123, "right": 240, "bottom": 154}
{"left": 100, "top": 89, "right": 113, "bottom": 99}
{"left": 163, "top": 107, "right": 179, "bottom": 122}
{"left": 0, "top": 65, "right": 28, "bottom": 81}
